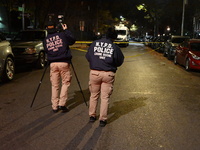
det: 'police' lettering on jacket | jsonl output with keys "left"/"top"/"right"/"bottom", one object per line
{"left": 93, "top": 42, "right": 114, "bottom": 59}
{"left": 46, "top": 35, "right": 63, "bottom": 51}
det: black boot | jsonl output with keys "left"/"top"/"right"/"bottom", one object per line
{"left": 58, "top": 106, "right": 69, "bottom": 113}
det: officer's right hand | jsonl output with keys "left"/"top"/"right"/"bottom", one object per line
{"left": 62, "top": 24, "right": 68, "bottom": 30}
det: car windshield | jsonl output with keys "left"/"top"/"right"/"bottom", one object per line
{"left": 171, "top": 38, "right": 188, "bottom": 43}
{"left": 190, "top": 43, "right": 200, "bottom": 51}
{"left": 14, "top": 31, "right": 45, "bottom": 41}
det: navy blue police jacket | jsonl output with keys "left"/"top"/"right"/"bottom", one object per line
{"left": 86, "top": 37, "right": 124, "bottom": 73}
{"left": 43, "top": 29, "right": 76, "bottom": 63}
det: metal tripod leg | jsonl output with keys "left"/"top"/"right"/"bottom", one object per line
{"left": 30, "top": 64, "right": 49, "bottom": 108}
{"left": 71, "top": 62, "right": 88, "bottom": 107}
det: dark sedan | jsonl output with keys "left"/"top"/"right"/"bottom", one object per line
{"left": 11, "top": 30, "right": 47, "bottom": 69}
{"left": 174, "top": 39, "right": 200, "bottom": 71}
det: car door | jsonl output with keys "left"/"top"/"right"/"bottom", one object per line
{"left": 181, "top": 42, "right": 189, "bottom": 65}
{"left": 177, "top": 42, "right": 187, "bottom": 65}
{"left": 176, "top": 43, "right": 184, "bottom": 65}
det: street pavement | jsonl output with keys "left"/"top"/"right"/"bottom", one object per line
{"left": 1, "top": 44, "right": 200, "bottom": 150}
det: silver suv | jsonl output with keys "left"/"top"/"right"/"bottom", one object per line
{"left": 0, "top": 32, "right": 15, "bottom": 82}
{"left": 163, "top": 35, "right": 190, "bottom": 60}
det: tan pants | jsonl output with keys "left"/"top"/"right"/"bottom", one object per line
{"left": 89, "top": 70, "right": 115, "bottom": 121}
{"left": 50, "top": 62, "right": 72, "bottom": 110}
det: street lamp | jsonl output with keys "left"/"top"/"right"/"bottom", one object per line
{"left": 167, "top": 26, "right": 170, "bottom": 32}
{"left": 166, "top": 26, "right": 171, "bottom": 36}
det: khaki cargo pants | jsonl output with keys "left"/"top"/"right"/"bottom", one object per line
{"left": 89, "top": 70, "right": 115, "bottom": 121}
{"left": 50, "top": 62, "right": 72, "bottom": 110}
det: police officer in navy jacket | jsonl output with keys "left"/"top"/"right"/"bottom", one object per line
{"left": 86, "top": 27, "right": 124, "bottom": 127}
{"left": 43, "top": 22, "right": 76, "bottom": 113}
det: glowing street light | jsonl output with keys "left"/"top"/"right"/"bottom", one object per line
{"left": 167, "top": 26, "right": 170, "bottom": 31}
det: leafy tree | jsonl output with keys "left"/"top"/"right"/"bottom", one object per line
{"left": 2, "top": 0, "right": 200, "bottom": 39}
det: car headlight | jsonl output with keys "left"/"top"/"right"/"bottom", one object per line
{"left": 191, "top": 53, "right": 200, "bottom": 60}
{"left": 23, "top": 48, "right": 37, "bottom": 54}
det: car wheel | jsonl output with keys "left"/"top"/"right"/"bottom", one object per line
{"left": 37, "top": 51, "right": 46, "bottom": 69}
{"left": 2, "top": 57, "right": 15, "bottom": 82}
{"left": 167, "top": 53, "right": 172, "bottom": 60}
{"left": 163, "top": 48, "right": 167, "bottom": 57}
{"left": 185, "top": 58, "right": 190, "bottom": 71}
{"left": 174, "top": 55, "right": 177, "bottom": 65}
{"left": 167, "top": 49, "right": 173, "bottom": 60}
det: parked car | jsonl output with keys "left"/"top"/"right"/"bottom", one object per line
{"left": 153, "top": 36, "right": 166, "bottom": 52}
{"left": 148, "top": 36, "right": 157, "bottom": 49}
{"left": 163, "top": 35, "right": 190, "bottom": 60}
{"left": 174, "top": 39, "right": 200, "bottom": 71}
{"left": 150, "top": 37, "right": 158, "bottom": 49}
{"left": 0, "top": 32, "right": 15, "bottom": 82}
{"left": 11, "top": 30, "right": 48, "bottom": 69}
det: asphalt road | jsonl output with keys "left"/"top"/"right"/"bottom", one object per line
{"left": 1, "top": 44, "right": 200, "bottom": 150}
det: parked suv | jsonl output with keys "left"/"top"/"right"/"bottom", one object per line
{"left": 163, "top": 35, "right": 190, "bottom": 60}
{"left": 0, "top": 32, "right": 15, "bottom": 82}
{"left": 11, "top": 30, "right": 47, "bottom": 68}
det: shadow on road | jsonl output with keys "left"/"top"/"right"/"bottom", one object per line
{"left": 81, "top": 127, "right": 103, "bottom": 150}
{"left": 107, "top": 97, "right": 147, "bottom": 124}
{"left": 64, "top": 122, "right": 103, "bottom": 150}
{"left": 0, "top": 112, "right": 63, "bottom": 150}
{"left": 67, "top": 88, "right": 90, "bottom": 110}
{"left": 32, "top": 88, "right": 90, "bottom": 112}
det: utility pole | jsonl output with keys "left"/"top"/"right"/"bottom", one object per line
{"left": 18, "top": 4, "right": 25, "bottom": 30}
{"left": 181, "top": 0, "right": 187, "bottom": 36}
{"left": 22, "top": 4, "right": 25, "bottom": 30}
{"left": 193, "top": 17, "right": 195, "bottom": 38}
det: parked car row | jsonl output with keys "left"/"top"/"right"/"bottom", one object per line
{"left": 148, "top": 36, "right": 166, "bottom": 52}
{"left": 0, "top": 30, "right": 48, "bottom": 82}
{"left": 163, "top": 35, "right": 190, "bottom": 60}
{"left": 149, "top": 35, "right": 200, "bottom": 72}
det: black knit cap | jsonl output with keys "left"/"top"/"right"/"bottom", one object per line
{"left": 106, "top": 27, "right": 118, "bottom": 39}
